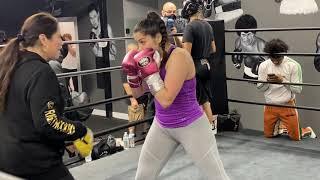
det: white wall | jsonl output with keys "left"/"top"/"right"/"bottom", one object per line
{"left": 123, "top": 0, "right": 158, "bottom": 39}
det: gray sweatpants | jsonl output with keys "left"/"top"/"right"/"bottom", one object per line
{"left": 135, "top": 114, "right": 230, "bottom": 180}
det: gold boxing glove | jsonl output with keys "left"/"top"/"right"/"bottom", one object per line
{"left": 73, "top": 128, "right": 94, "bottom": 157}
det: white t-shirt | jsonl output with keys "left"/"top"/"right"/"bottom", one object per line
{"left": 62, "top": 45, "right": 78, "bottom": 70}
{"left": 257, "top": 56, "right": 302, "bottom": 104}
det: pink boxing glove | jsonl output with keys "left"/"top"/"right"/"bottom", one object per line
{"left": 121, "top": 50, "right": 141, "bottom": 88}
{"left": 134, "top": 48, "right": 162, "bottom": 78}
{"left": 134, "top": 49, "right": 164, "bottom": 95}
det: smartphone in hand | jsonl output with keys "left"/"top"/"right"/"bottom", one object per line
{"left": 267, "top": 73, "right": 276, "bottom": 82}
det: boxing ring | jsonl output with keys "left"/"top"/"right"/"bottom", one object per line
{"left": 59, "top": 24, "right": 320, "bottom": 179}
{"left": 2, "top": 23, "right": 320, "bottom": 179}
{"left": 68, "top": 130, "right": 320, "bottom": 180}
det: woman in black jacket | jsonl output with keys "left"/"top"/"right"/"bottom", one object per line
{"left": 0, "top": 12, "right": 93, "bottom": 180}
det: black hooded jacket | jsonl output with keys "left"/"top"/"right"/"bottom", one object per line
{"left": 0, "top": 50, "right": 86, "bottom": 176}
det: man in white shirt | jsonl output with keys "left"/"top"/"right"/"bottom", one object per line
{"left": 62, "top": 33, "right": 78, "bottom": 91}
{"left": 161, "top": 2, "right": 188, "bottom": 45}
{"left": 257, "top": 39, "right": 316, "bottom": 141}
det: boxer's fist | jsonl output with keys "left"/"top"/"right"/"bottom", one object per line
{"left": 134, "top": 49, "right": 163, "bottom": 95}
{"left": 134, "top": 48, "right": 160, "bottom": 79}
{"left": 122, "top": 50, "right": 141, "bottom": 88}
{"left": 73, "top": 128, "right": 93, "bottom": 158}
{"left": 232, "top": 48, "right": 243, "bottom": 69}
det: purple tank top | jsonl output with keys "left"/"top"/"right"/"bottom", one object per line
{"left": 155, "top": 45, "right": 203, "bottom": 128}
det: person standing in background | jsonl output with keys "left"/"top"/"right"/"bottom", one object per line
{"left": 122, "top": 43, "right": 151, "bottom": 136}
{"left": 62, "top": 33, "right": 78, "bottom": 91}
{"left": 180, "top": 0, "right": 217, "bottom": 130}
{"left": 161, "top": 2, "right": 188, "bottom": 45}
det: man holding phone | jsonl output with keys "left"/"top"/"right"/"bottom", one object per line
{"left": 257, "top": 39, "right": 316, "bottom": 141}
{"left": 161, "top": 2, "right": 188, "bottom": 45}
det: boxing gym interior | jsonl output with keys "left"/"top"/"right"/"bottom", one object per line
{"left": 1, "top": 0, "right": 320, "bottom": 179}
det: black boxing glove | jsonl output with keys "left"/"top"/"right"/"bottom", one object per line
{"left": 314, "top": 56, "right": 320, "bottom": 72}
{"left": 58, "top": 36, "right": 68, "bottom": 62}
{"left": 89, "top": 31, "right": 97, "bottom": 39}
{"left": 60, "top": 43, "right": 69, "bottom": 60}
{"left": 251, "top": 61, "right": 260, "bottom": 75}
{"left": 251, "top": 56, "right": 265, "bottom": 75}
{"left": 89, "top": 32, "right": 98, "bottom": 47}
{"left": 232, "top": 48, "right": 243, "bottom": 69}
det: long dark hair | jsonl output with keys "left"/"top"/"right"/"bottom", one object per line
{"left": 133, "top": 11, "right": 168, "bottom": 60}
{"left": 0, "top": 12, "right": 58, "bottom": 112}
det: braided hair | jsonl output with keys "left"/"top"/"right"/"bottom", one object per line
{"left": 181, "top": 0, "right": 204, "bottom": 19}
{"left": 134, "top": 11, "right": 168, "bottom": 60}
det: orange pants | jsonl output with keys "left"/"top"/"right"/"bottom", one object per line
{"left": 264, "top": 100, "right": 301, "bottom": 141}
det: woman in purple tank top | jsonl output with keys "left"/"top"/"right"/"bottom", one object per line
{"left": 122, "top": 11, "right": 229, "bottom": 180}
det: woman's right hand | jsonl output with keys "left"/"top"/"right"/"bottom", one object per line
{"left": 130, "top": 98, "right": 139, "bottom": 108}
{"left": 73, "top": 128, "right": 94, "bottom": 158}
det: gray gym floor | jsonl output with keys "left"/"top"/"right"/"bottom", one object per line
{"left": 69, "top": 130, "right": 320, "bottom": 180}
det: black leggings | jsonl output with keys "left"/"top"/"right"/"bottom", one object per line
{"left": 196, "top": 78, "right": 211, "bottom": 105}
{"left": 63, "top": 68, "right": 78, "bottom": 92}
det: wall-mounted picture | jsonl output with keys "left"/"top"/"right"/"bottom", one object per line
{"left": 232, "top": 14, "right": 266, "bottom": 80}
{"left": 214, "top": 0, "right": 243, "bottom": 22}
{"left": 279, "top": 0, "right": 318, "bottom": 15}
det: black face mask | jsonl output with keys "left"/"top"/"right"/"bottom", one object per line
{"left": 163, "top": 14, "right": 177, "bottom": 30}
{"left": 165, "top": 14, "right": 176, "bottom": 20}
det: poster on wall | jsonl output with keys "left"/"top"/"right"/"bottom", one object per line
{"left": 87, "top": 3, "right": 116, "bottom": 60}
{"left": 279, "top": 0, "right": 318, "bottom": 15}
{"left": 45, "top": 0, "right": 117, "bottom": 90}
{"left": 40, "top": 0, "right": 122, "bottom": 116}
{"left": 214, "top": 0, "right": 243, "bottom": 22}
{"left": 231, "top": 14, "right": 266, "bottom": 80}
{"left": 87, "top": 2, "right": 117, "bottom": 89}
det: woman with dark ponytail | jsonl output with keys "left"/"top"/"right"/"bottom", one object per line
{"left": 121, "top": 11, "right": 229, "bottom": 180}
{"left": 0, "top": 13, "right": 93, "bottom": 180}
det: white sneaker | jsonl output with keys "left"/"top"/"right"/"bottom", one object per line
{"left": 304, "top": 127, "right": 317, "bottom": 139}
{"left": 308, "top": 127, "right": 317, "bottom": 138}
